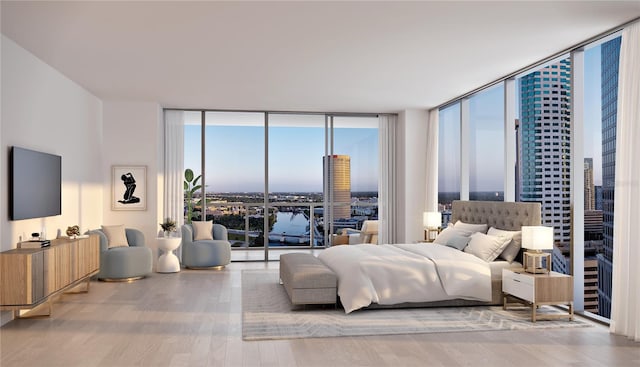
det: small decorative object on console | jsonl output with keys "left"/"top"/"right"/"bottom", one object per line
{"left": 66, "top": 225, "right": 81, "bottom": 239}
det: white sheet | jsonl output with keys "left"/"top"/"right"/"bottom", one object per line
{"left": 317, "top": 243, "right": 492, "bottom": 313}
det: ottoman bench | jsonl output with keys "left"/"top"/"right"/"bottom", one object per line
{"left": 279, "top": 253, "right": 337, "bottom": 307}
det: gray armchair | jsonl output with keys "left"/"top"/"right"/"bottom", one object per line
{"left": 181, "top": 223, "right": 231, "bottom": 269}
{"left": 87, "top": 228, "right": 153, "bottom": 281}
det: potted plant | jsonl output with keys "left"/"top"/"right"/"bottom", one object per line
{"left": 184, "top": 168, "right": 202, "bottom": 223}
{"left": 160, "top": 218, "right": 177, "bottom": 237}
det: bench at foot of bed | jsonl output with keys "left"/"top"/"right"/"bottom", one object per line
{"left": 279, "top": 253, "right": 337, "bottom": 308}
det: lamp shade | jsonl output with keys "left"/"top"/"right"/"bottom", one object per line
{"left": 423, "top": 211, "right": 441, "bottom": 228}
{"left": 522, "top": 226, "right": 554, "bottom": 250}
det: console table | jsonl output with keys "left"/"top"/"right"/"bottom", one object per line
{"left": 0, "top": 235, "right": 100, "bottom": 318}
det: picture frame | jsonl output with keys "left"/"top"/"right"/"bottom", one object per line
{"left": 111, "top": 165, "right": 147, "bottom": 211}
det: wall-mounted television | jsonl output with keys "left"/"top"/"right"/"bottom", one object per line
{"left": 9, "top": 146, "right": 62, "bottom": 221}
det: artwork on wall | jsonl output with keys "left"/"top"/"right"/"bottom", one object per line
{"left": 112, "top": 165, "right": 146, "bottom": 211}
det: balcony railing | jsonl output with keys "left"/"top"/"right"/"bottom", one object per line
{"left": 186, "top": 200, "right": 378, "bottom": 249}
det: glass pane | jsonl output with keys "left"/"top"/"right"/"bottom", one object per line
{"left": 516, "top": 57, "right": 572, "bottom": 275}
{"left": 438, "top": 103, "right": 461, "bottom": 227}
{"left": 469, "top": 84, "right": 505, "bottom": 201}
{"left": 332, "top": 116, "right": 379, "bottom": 235}
{"left": 184, "top": 111, "right": 202, "bottom": 223}
{"left": 204, "top": 111, "right": 265, "bottom": 253}
{"left": 268, "top": 113, "right": 325, "bottom": 254}
{"left": 594, "top": 36, "right": 620, "bottom": 318}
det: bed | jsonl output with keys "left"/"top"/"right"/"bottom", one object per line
{"left": 317, "top": 200, "right": 542, "bottom": 313}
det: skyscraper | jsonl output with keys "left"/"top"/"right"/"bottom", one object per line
{"left": 597, "top": 36, "right": 621, "bottom": 319}
{"left": 584, "top": 158, "right": 595, "bottom": 210}
{"left": 518, "top": 59, "right": 572, "bottom": 247}
{"left": 324, "top": 155, "right": 351, "bottom": 220}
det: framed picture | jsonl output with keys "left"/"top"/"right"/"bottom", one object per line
{"left": 111, "top": 165, "right": 147, "bottom": 211}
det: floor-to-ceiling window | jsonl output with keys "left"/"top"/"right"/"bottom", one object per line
{"left": 438, "top": 104, "right": 461, "bottom": 226}
{"left": 203, "top": 111, "right": 266, "bottom": 257}
{"left": 181, "top": 110, "right": 379, "bottom": 261}
{"left": 183, "top": 111, "right": 203, "bottom": 223}
{"left": 436, "top": 29, "right": 622, "bottom": 321}
{"left": 268, "top": 113, "right": 325, "bottom": 259}
{"left": 515, "top": 56, "right": 573, "bottom": 281}
{"left": 469, "top": 84, "right": 505, "bottom": 201}
{"left": 581, "top": 35, "right": 621, "bottom": 319}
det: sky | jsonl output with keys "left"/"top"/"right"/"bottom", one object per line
{"left": 439, "top": 43, "right": 606, "bottom": 192}
{"left": 184, "top": 123, "right": 379, "bottom": 193}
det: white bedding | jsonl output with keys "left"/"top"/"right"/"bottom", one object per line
{"left": 317, "top": 243, "right": 492, "bottom": 313}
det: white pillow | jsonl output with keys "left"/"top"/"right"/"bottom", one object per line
{"left": 192, "top": 221, "right": 213, "bottom": 241}
{"left": 454, "top": 220, "right": 489, "bottom": 234}
{"left": 101, "top": 224, "right": 129, "bottom": 249}
{"left": 433, "top": 227, "right": 470, "bottom": 245}
{"left": 487, "top": 227, "right": 522, "bottom": 263}
{"left": 464, "top": 232, "right": 512, "bottom": 262}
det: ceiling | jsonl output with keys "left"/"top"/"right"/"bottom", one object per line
{"left": 2, "top": 1, "right": 639, "bottom": 114}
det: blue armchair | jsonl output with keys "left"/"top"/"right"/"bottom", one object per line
{"left": 87, "top": 228, "right": 153, "bottom": 281}
{"left": 181, "top": 223, "right": 231, "bottom": 269}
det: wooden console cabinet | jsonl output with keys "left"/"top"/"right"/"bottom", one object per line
{"left": 0, "top": 235, "right": 100, "bottom": 317}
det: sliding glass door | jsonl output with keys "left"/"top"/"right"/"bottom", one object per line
{"left": 182, "top": 110, "right": 379, "bottom": 261}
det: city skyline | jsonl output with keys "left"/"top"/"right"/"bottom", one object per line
{"left": 438, "top": 44, "right": 605, "bottom": 191}
{"left": 184, "top": 124, "right": 378, "bottom": 193}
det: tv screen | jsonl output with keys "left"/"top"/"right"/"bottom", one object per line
{"left": 10, "top": 146, "right": 62, "bottom": 220}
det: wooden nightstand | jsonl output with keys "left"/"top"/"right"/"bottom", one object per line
{"left": 502, "top": 268, "right": 573, "bottom": 322}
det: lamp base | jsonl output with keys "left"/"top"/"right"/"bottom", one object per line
{"left": 424, "top": 228, "right": 440, "bottom": 242}
{"left": 523, "top": 251, "right": 551, "bottom": 274}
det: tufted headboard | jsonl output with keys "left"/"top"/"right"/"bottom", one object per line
{"left": 450, "top": 200, "right": 541, "bottom": 231}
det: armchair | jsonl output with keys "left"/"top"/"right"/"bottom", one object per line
{"left": 346, "top": 220, "right": 379, "bottom": 245}
{"left": 181, "top": 223, "right": 231, "bottom": 269}
{"left": 87, "top": 227, "right": 153, "bottom": 281}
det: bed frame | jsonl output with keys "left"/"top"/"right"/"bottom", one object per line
{"left": 371, "top": 200, "right": 542, "bottom": 309}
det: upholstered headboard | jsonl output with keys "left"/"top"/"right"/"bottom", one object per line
{"left": 450, "top": 200, "right": 541, "bottom": 231}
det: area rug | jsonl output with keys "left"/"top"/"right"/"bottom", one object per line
{"left": 241, "top": 270, "right": 593, "bottom": 341}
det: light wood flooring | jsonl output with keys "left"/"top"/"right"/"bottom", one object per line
{"left": 1, "top": 260, "right": 638, "bottom": 367}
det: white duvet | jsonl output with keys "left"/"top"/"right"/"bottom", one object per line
{"left": 317, "top": 243, "right": 492, "bottom": 313}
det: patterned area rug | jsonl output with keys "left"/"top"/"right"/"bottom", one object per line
{"left": 242, "top": 270, "right": 593, "bottom": 341}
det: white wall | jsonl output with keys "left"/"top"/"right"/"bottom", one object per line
{"left": 101, "top": 101, "right": 163, "bottom": 266}
{"left": 397, "top": 109, "right": 429, "bottom": 243}
{"left": 1, "top": 35, "right": 103, "bottom": 325}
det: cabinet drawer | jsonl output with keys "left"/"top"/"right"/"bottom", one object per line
{"left": 503, "top": 269, "right": 534, "bottom": 302}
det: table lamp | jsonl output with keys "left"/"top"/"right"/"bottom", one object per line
{"left": 423, "top": 211, "right": 441, "bottom": 242}
{"left": 522, "top": 225, "right": 553, "bottom": 274}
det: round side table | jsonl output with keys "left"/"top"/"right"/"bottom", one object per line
{"left": 157, "top": 237, "right": 181, "bottom": 273}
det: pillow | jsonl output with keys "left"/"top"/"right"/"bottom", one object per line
{"left": 101, "top": 224, "right": 129, "bottom": 249}
{"left": 454, "top": 220, "right": 489, "bottom": 234}
{"left": 443, "top": 235, "right": 471, "bottom": 251}
{"left": 487, "top": 227, "right": 522, "bottom": 263}
{"left": 433, "top": 226, "right": 470, "bottom": 245}
{"left": 192, "top": 221, "right": 213, "bottom": 241}
{"left": 463, "top": 232, "right": 512, "bottom": 262}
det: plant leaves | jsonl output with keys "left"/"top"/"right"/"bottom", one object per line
{"left": 185, "top": 168, "right": 194, "bottom": 182}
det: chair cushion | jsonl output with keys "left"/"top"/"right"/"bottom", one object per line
{"left": 101, "top": 224, "right": 129, "bottom": 248}
{"left": 192, "top": 221, "right": 213, "bottom": 240}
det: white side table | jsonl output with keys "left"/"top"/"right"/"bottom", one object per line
{"left": 157, "top": 237, "right": 181, "bottom": 273}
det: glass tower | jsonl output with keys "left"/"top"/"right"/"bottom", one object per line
{"left": 597, "top": 36, "right": 621, "bottom": 319}
{"left": 518, "top": 59, "right": 572, "bottom": 246}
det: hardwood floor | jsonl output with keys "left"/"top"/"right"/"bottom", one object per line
{"left": 1, "top": 261, "right": 638, "bottom": 367}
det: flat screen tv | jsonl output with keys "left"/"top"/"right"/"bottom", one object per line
{"left": 10, "top": 146, "right": 62, "bottom": 220}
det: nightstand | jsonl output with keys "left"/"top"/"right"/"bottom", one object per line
{"left": 502, "top": 268, "right": 573, "bottom": 322}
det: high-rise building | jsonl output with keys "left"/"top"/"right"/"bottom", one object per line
{"left": 597, "top": 36, "right": 621, "bottom": 319}
{"left": 595, "top": 185, "right": 603, "bottom": 210}
{"left": 324, "top": 155, "right": 351, "bottom": 220}
{"left": 584, "top": 158, "right": 595, "bottom": 210}
{"left": 518, "top": 59, "right": 572, "bottom": 248}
